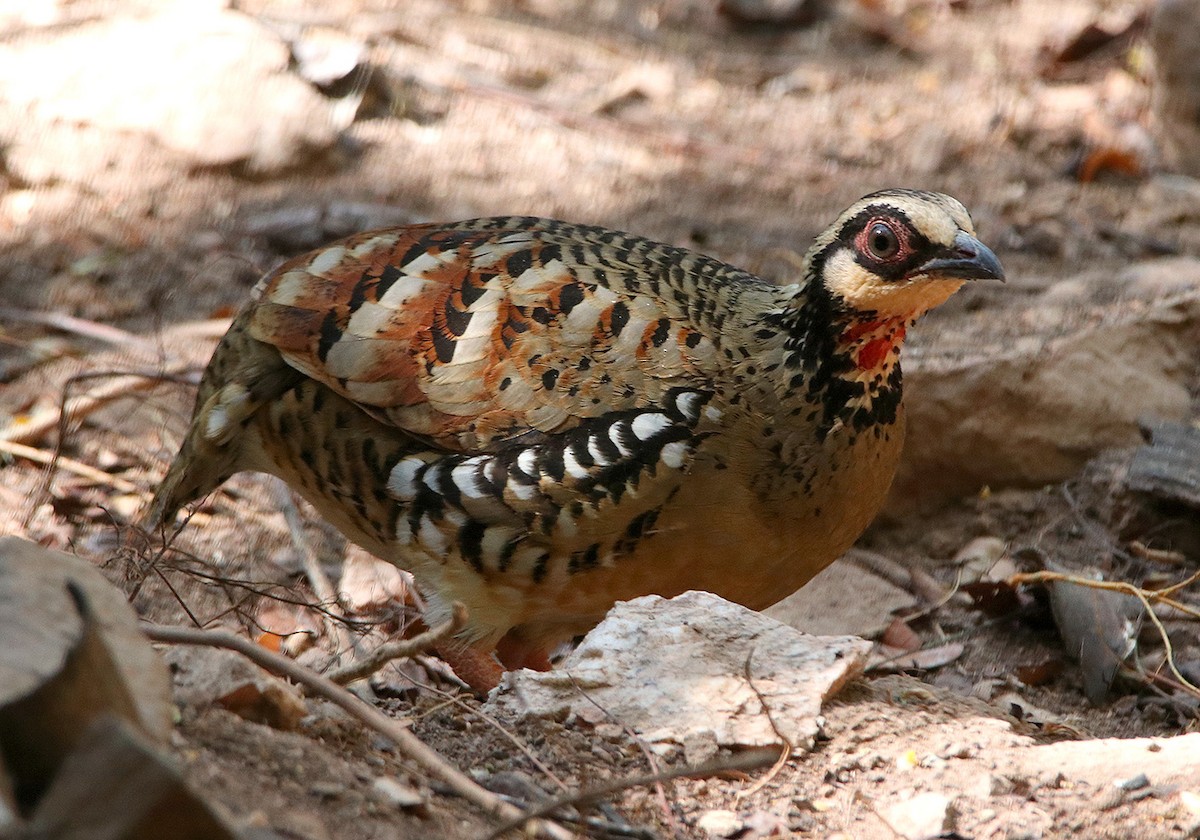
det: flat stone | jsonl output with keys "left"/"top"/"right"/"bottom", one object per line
{"left": 489, "top": 592, "right": 871, "bottom": 754}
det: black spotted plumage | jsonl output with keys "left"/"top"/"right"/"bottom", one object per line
{"left": 146, "top": 190, "right": 1002, "bottom": 690}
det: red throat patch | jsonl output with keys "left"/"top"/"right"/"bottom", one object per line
{"left": 844, "top": 319, "right": 907, "bottom": 370}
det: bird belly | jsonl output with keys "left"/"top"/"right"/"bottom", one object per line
{"left": 488, "top": 413, "right": 906, "bottom": 647}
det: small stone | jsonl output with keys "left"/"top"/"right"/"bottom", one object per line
{"left": 682, "top": 729, "right": 720, "bottom": 765}
{"left": 696, "top": 809, "right": 743, "bottom": 837}
{"left": 1115, "top": 773, "right": 1150, "bottom": 791}
{"left": 939, "top": 742, "right": 973, "bottom": 760}
{"left": 880, "top": 792, "right": 955, "bottom": 840}
{"left": 371, "top": 777, "right": 426, "bottom": 811}
{"left": 309, "top": 781, "right": 345, "bottom": 799}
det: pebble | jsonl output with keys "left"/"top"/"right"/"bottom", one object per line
{"left": 371, "top": 777, "right": 426, "bottom": 811}
{"left": 879, "top": 792, "right": 955, "bottom": 840}
{"left": 696, "top": 809, "right": 743, "bottom": 837}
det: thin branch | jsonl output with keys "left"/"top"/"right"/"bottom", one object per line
{"left": 0, "top": 438, "right": 145, "bottom": 495}
{"left": 271, "top": 480, "right": 357, "bottom": 663}
{"left": 140, "top": 621, "right": 575, "bottom": 840}
{"left": 484, "top": 749, "right": 778, "bottom": 840}
{"left": 2, "top": 368, "right": 197, "bottom": 446}
{"left": 735, "top": 648, "right": 792, "bottom": 800}
{"left": 565, "top": 672, "right": 679, "bottom": 833}
{"left": 327, "top": 603, "right": 468, "bottom": 685}
{"left": 0, "top": 306, "right": 160, "bottom": 354}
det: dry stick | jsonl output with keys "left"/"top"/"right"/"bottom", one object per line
{"left": 0, "top": 438, "right": 145, "bottom": 495}
{"left": 0, "top": 316, "right": 230, "bottom": 448}
{"left": 1010, "top": 571, "right": 1200, "bottom": 700}
{"left": 735, "top": 649, "right": 792, "bottom": 800}
{"left": 484, "top": 749, "right": 778, "bottom": 840}
{"left": 141, "top": 621, "right": 575, "bottom": 840}
{"left": 397, "top": 677, "right": 570, "bottom": 793}
{"left": 271, "top": 480, "right": 358, "bottom": 664}
{"left": 0, "top": 306, "right": 160, "bottom": 354}
{"left": 0, "top": 368, "right": 194, "bottom": 446}
{"left": 327, "top": 604, "right": 468, "bottom": 686}
{"left": 565, "top": 673, "right": 679, "bottom": 834}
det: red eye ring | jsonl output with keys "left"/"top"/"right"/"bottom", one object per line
{"left": 866, "top": 221, "right": 900, "bottom": 260}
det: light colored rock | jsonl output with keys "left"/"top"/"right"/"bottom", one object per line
{"left": 695, "top": 809, "right": 743, "bottom": 837}
{"left": 370, "top": 776, "right": 426, "bottom": 811}
{"left": 338, "top": 547, "right": 411, "bottom": 613}
{"left": 489, "top": 592, "right": 871, "bottom": 753}
{"left": 765, "top": 555, "right": 916, "bottom": 638}
{"left": 0, "top": 6, "right": 346, "bottom": 179}
{"left": 1003, "top": 733, "right": 1200, "bottom": 791}
{"left": 880, "top": 792, "right": 955, "bottom": 840}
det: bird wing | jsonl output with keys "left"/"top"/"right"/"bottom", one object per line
{"left": 248, "top": 217, "right": 736, "bottom": 451}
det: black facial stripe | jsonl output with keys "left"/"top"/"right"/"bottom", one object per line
{"left": 833, "top": 205, "right": 936, "bottom": 282}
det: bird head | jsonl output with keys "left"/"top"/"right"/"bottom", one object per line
{"left": 808, "top": 189, "right": 1004, "bottom": 320}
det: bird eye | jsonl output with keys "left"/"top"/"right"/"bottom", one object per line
{"left": 867, "top": 222, "right": 900, "bottom": 260}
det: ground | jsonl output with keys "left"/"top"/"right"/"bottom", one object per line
{"left": 2, "top": 0, "right": 1199, "bottom": 838}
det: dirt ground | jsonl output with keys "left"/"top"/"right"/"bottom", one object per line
{"left": 3, "top": 0, "right": 1200, "bottom": 838}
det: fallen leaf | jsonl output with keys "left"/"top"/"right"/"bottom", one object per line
{"left": 1046, "top": 576, "right": 1142, "bottom": 704}
{"left": 881, "top": 617, "right": 922, "bottom": 652}
{"left": 1016, "top": 658, "right": 1065, "bottom": 687}
{"left": 869, "top": 642, "right": 965, "bottom": 673}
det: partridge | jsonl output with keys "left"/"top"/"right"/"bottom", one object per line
{"left": 147, "top": 190, "right": 1003, "bottom": 689}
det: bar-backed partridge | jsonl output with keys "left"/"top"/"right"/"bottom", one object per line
{"left": 147, "top": 190, "right": 1003, "bottom": 689}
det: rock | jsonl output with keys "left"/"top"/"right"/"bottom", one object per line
{"left": 370, "top": 777, "right": 427, "bottom": 812}
{"left": 879, "top": 792, "right": 955, "bottom": 840}
{"left": 489, "top": 592, "right": 871, "bottom": 754}
{"left": 893, "top": 287, "right": 1200, "bottom": 512}
{"left": 1003, "top": 733, "right": 1200, "bottom": 791}
{"left": 166, "top": 646, "right": 308, "bottom": 731}
{"left": 0, "top": 537, "right": 173, "bottom": 810}
{"left": 766, "top": 554, "right": 916, "bottom": 639}
{"left": 695, "top": 809, "right": 743, "bottom": 837}
{"left": 1151, "top": 0, "right": 1200, "bottom": 175}
{"left": 0, "top": 5, "right": 347, "bottom": 180}
{"left": 24, "top": 716, "right": 242, "bottom": 840}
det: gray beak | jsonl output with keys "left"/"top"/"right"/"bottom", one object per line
{"left": 918, "top": 231, "right": 1005, "bottom": 282}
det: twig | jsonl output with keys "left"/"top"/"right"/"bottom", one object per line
{"left": 327, "top": 603, "right": 468, "bottom": 685}
{"left": 0, "top": 306, "right": 160, "bottom": 354}
{"left": 272, "top": 480, "right": 357, "bottom": 664}
{"left": 0, "top": 316, "right": 229, "bottom": 448}
{"left": 0, "top": 438, "right": 146, "bottom": 496}
{"left": 735, "top": 649, "right": 792, "bottom": 800}
{"left": 484, "top": 749, "right": 778, "bottom": 840}
{"left": 565, "top": 673, "right": 679, "bottom": 834}
{"left": 0, "top": 368, "right": 197, "bottom": 446}
{"left": 398, "top": 675, "right": 570, "bottom": 793}
{"left": 141, "top": 621, "right": 575, "bottom": 840}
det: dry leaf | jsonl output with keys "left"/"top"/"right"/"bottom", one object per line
{"left": 881, "top": 617, "right": 922, "bottom": 653}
